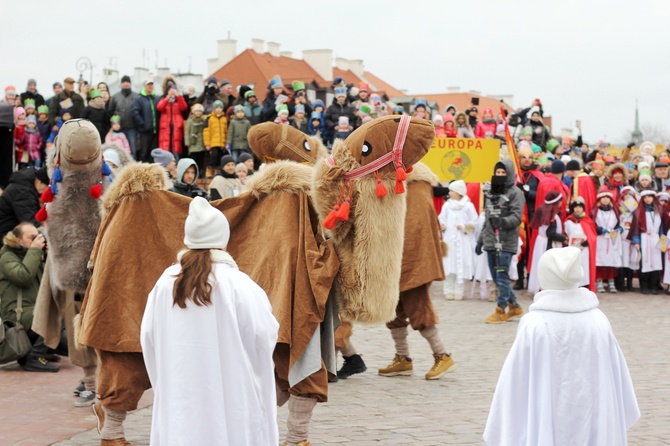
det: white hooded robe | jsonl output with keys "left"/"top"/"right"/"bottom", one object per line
{"left": 484, "top": 288, "right": 639, "bottom": 446}
{"left": 141, "top": 252, "right": 280, "bottom": 446}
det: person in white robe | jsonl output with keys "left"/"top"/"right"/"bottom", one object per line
{"left": 629, "top": 190, "right": 663, "bottom": 295}
{"left": 484, "top": 246, "right": 640, "bottom": 446}
{"left": 438, "top": 180, "right": 478, "bottom": 300}
{"left": 141, "top": 197, "right": 280, "bottom": 446}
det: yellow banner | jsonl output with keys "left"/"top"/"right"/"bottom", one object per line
{"left": 421, "top": 137, "right": 500, "bottom": 183}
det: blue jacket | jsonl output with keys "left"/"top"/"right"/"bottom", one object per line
{"left": 37, "top": 120, "right": 50, "bottom": 150}
{"left": 132, "top": 89, "right": 161, "bottom": 134}
{"left": 307, "top": 112, "right": 328, "bottom": 141}
{"left": 46, "top": 118, "right": 64, "bottom": 143}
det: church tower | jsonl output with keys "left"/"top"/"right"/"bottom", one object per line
{"left": 631, "top": 100, "right": 643, "bottom": 145}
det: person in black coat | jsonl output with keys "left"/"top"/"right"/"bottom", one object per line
{"left": 19, "top": 79, "right": 46, "bottom": 108}
{"left": 0, "top": 168, "right": 49, "bottom": 246}
{"left": 325, "top": 89, "right": 356, "bottom": 145}
{"left": 81, "top": 89, "right": 109, "bottom": 142}
{"left": 132, "top": 80, "right": 161, "bottom": 162}
{"left": 261, "top": 76, "right": 287, "bottom": 123}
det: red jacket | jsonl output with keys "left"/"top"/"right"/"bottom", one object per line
{"left": 474, "top": 121, "right": 497, "bottom": 139}
{"left": 156, "top": 95, "right": 188, "bottom": 154}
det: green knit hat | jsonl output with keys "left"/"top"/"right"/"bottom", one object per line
{"left": 37, "top": 105, "right": 49, "bottom": 115}
{"left": 89, "top": 89, "right": 102, "bottom": 100}
{"left": 213, "top": 100, "right": 224, "bottom": 109}
{"left": 244, "top": 90, "right": 256, "bottom": 99}
{"left": 522, "top": 126, "right": 532, "bottom": 136}
{"left": 276, "top": 103, "right": 289, "bottom": 115}
{"left": 23, "top": 98, "right": 35, "bottom": 108}
{"left": 292, "top": 80, "right": 305, "bottom": 92}
{"left": 546, "top": 139, "right": 559, "bottom": 153}
{"left": 110, "top": 115, "right": 121, "bottom": 123}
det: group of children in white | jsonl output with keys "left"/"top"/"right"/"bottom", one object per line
{"left": 438, "top": 180, "right": 670, "bottom": 297}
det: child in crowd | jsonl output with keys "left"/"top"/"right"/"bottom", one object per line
{"left": 593, "top": 187, "right": 623, "bottom": 293}
{"left": 239, "top": 152, "right": 255, "bottom": 177}
{"left": 635, "top": 167, "right": 653, "bottom": 192}
{"left": 308, "top": 112, "right": 323, "bottom": 139}
{"left": 290, "top": 105, "right": 308, "bottom": 133}
{"left": 209, "top": 155, "right": 244, "bottom": 200}
{"left": 444, "top": 114, "right": 458, "bottom": 138}
{"left": 235, "top": 163, "right": 248, "bottom": 184}
{"left": 81, "top": 89, "right": 109, "bottom": 142}
{"left": 184, "top": 103, "right": 206, "bottom": 178}
{"left": 36, "top": 105, "right": 50, "bottom": 158}
{"left": 618, "top": 186, "right": 639, "bottom": 290}
{"left": 13, "top": 107, "right": 27, "bottom": 166}
{"left": 564, "top": 198, "right": 597, "bottom": 291}
{"left": 527, "top": 191, "right": 567, "bottom": 294}
{"left": 105, "top": 115, "right": 130, "bottom": 153}
{"left": 16, "top": 116, "right": 43, "bottom": 168}
{"left": 433, "top": 115, "right": 445, "bottom": 138}
{"left": 438, "top": 180, "right": 477, "bottom": 300}
{"left": 226, "top": 105, "right": 251, "bottom": 163}
{"left": 274, "top": 104, "right": 290, "bottom": 125}
{"left": 23, "top": 98, "right": 36, "bottom": 116}
{"left": 455, "top": 112, "right": 474, "bottom": 138}
{"left": 370, "top": 93, "right": 387, "bottom": 117}
{"left": 392, "top": 106, "right": 404, "bottom": 115}
{"left": 332, "top": 116, "right": 351, "bottom": 141}
{"left": 47, "top": 109, "right": 71, "bottom": 146}
{"left": 629, "top": 190, "right": 663, "bottom": 294}
{"left": 308, "top": 100, "right": 328, "bottom": 141}
{"left": 412, "top": 98, "right": 428, "bottom": 119}
{"left": 203, "top": 100, "right": 228, "bottom": 179}
{"left": 358, "top": 104, "right": 373, "bottom": 125}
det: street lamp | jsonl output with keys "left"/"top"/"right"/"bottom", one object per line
{"left": 76, "top": 57, "right": 93, "bottom": 84}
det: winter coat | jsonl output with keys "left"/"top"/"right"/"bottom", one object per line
{"left": 290, "top": 117, "right": 308, "bottom": 134}
{"left": 203, "top": 113, "right": 228, "bottom": 149}
{"left": 132, "top": 89, "right": 160, "bottom": 134}
{"left": 478, "top": 159, "right": 525, "bottom": 253}
{"left": 0, "top": 168, "right": 41, "bottom": 240}
{"left": 48, "top": 90, "right": 84, "bottom": 126}
{"left": 307, "top": 112, "right": 328, "bottom": 141}
{"left": 81, "top": 104, "right": 109, "bottom": 143}
{"left": 209, "top": 174, "right": 244, "bottom": 200}
{"left": 226, "top": 117, "right": 251, "bottom": 150}
{"left": 156, "top": 95, "right": 188, "bottom": 154}
{"left": 0, "top": 244, "right": 44, "bottom": 331}
{"left": 169, "top": 158, "right": 207, "bottom": 199}
{"left": 474, "top": 120, "right": 497, "bottom": 139}
{"left": 529, "top": 120, "right": 551, "bottom": 149}
{"left": 20, "top": 90, "right": 46, "bottom": 108}
{"left": 16, "top": 129, "right": 43, "bottom": 161}
{"left": 243, "top": 101, "right": 263, "bottom": 126}
{"left": 105, "top": 131, "right": 131, "bottom": 153}
{"left": 261, "top": 94, "right": 282, "bottom": 123}
{"left": 196, "top": 90, "right": 228, "bottom": 115}
{"left": 37, "top": 119, "right": 50, "bottom": 151}
{"left": 182, "top": 94, "right": 197, "bottom": 120}
{"left": 46, "top": 118, "right": 64, "bottom": 144}
{"left": 184, "top": 114, "right": 206, "bottom": 153}
{"left": 325, "top": 103, "right": 356, "bottom": 134}
{"left": 109, "top": 89, "right": 138, "bottom": 130}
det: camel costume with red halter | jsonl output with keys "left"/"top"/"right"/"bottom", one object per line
{"left": 32, "top": 119, "right": 112, "bottom": 398}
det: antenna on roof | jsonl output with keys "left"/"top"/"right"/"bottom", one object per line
{"left": 227, "top": 30, "right": 231, "bottom": 39}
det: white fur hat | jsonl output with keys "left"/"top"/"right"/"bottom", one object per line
{"left": 538, "top": 246, "right": 584, "bottom": 291}
{"left": 184, "top": 197, "right": 230, "bottom": 250}
{"left": 637, "top": 161, "right": 650, "bottom": 172}
{"left": 102, "top": 149, "right": 121, "bottom": 168}
{"left": 449, "top": 180, "right": 467, "bottom": 198}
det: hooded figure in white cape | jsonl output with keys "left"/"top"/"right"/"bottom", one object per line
{"left": 141, "top": 197, "right": 279, "bottom": 446}
{"left": 484, "top": 246, "right": 640, "bottom": 446}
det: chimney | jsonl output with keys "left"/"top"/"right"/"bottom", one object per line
{"left": 217, "top": 39, "right": 237, "bottom": 67}
{"left": 157, "top": 67, "right": 170, "bottom": 79}
{"left": 349, "top": 59, "right": 364, "bottom": 77}
{"left": 335, "top": 57, "right": 350, "bottom": 71}
{"left": 468, "top": 90, "right": 481, "bottom": 95}
{"left": 447, "top": 86, "right": 460, "bottom": 93}
{"left": 251, "top": 38, "right": 264, "bottom": 54}
{"left": 133, "top": 67, "right": 149, "bottom": 84}
{"left": 267, "top": 41, "right": 280, "bottom": 57}
{"left": 207, "top": 58, "right": 220, "bottom": 77}
{"left": 104, "top": 68, "right": 119, "bottom": 85}
{"left": 303, "top": 49, "right": 333, "bottom": 82}
{"left": 280, "top": 51, "right": 293, "bottom": 58}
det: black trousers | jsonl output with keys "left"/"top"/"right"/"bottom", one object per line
{"left": 137, "top": 132, "right": 158, "bottom": 163}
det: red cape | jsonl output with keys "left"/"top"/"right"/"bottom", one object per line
{"left": 566, "top": 213, "right": 598, "bottom": 292}
{"left": 467, "top": 182, "right": 483, "bottom": 214}
{"left": 529, "top": 175, "right": 569, "bottom": 272}
{"left": 572, "top": 173, "right": 597, "bottom": 214}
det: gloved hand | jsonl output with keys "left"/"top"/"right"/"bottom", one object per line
{"left": 617, "top": 226, "right": 624, "bottom": 234}
{"left": 226, "top": 143, "right": 231, "bottom": 152}
{"left": 475, "top": 243, "right": 483, "bottom": 256}
{"left": 489, "top": 217, "right": 503, "bottom": 230}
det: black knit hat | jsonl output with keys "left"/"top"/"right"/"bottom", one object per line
{"left": 121, "top": 75, "right": 131, "bottom": 84}
{"left": 220, "top": 155, "right": 235, "bottom": 168}
{"left": 566, "top": 160, "right": 581, "bottom": 171}
{"left": 238, "top": 153, "right": 253, "bottom": 163}
{"left": 551, "top": 160, "right": 566, "bottom": 174}
{"left": 34, "top": 167, "right": 49, "bottom": 185}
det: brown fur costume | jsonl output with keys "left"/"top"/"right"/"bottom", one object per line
{"left": 311, "top": 116, "right": 435, "bottom": 323}
{"left": 247, "top": 122, "right": 326, "bottom": 165}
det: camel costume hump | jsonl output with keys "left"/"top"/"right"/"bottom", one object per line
{"left": 248, "top": 122, "right": 326, "bottom": 165}
{"left": 311, "top": 116, "right": 436, "bottom": 323}
{"left": 401, "top": 162, "right": 445, "bottom": 291}
{"left": 78, "top": 164, "right": 186, "bottom": 352}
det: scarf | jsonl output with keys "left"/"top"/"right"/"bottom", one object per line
{"left": 445, "top": 195, "right": 470, "bottom": 211}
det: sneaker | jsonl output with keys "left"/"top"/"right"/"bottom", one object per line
{"left": 74, "top": 381, "right": 85, "bottom": 396}
{"left": 596, "top": 279, "right": 605, "bottom": 294}
{"left": 44, "top": 353, "right": 61, "bottom": 362}
{"left": 92, "top": 401, "right": 105, "bottom": 435}
{"left": 101, "top": 439, "right": 132, "bottom": 445}
{"left": 337, "top": 354, "right": 367, "bottom": 379}
{"left": 282, "top": 442, "right": 311, "bottom": 446}
{"left": 506, "top": 304, "right": 524, "bottom": 320}
{"left": 485, "top": 306, "right": 508, "bottom": 324}
{"left": 444, "top": 293, "right": 455, "bottom": 300}
{"left": 22, "top": 356, "right": 59, "bottom": 372}
{"left": 378, "top": 354, "right": 413, "bottom": 377}
{"left": 608, "top": 279, "right": 617, "bottom": 293}
{"left": 75, "top": 390, "right": 97, "bottom": 407}
{"left": 425, "top": 353, "right": 456, "bottom": 380}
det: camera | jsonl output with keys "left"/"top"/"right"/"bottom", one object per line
{"left": 38, "top": 231, "right": 47, "bottom": 253}
{"left": 297, "top": 91, "right": 305, "bottom": 97}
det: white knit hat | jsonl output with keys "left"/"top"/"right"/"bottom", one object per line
{"left": 449, "top": 180, "right": 467, "bottom": 198}
{"left": 538, "top": 247, "right": 584, "bottom": 291}
{"left": 184, "top": 197, "right": 230, "bottom": 250}
{"left": 102, "top": 149, "right": 121, "bottom": 168}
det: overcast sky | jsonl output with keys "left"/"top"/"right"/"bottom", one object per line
{"left": 2, "top": 0, "right": 668, "bottom": 144}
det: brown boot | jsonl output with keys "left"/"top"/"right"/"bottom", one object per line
{"left": 92, "top": 402, "right": 105, "bottom": 435}
{"left": 485, "top": 306, "right": 508, "bottom": 324}
{"left": 101, "top": 439, "right": 132, "bottom": 445}
{"left": 282, "top": 442, "right": 312, "bottom": 446}
{"left": 506, "top": 304, "right": 524, "bottom": 320}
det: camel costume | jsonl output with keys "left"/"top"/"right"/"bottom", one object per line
{"left": 32, "top": 119, "right": 113, "bottom": 402}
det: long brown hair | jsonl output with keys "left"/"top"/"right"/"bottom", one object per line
{"left": 173, "top": 249, "right": 214, "bottom": 309}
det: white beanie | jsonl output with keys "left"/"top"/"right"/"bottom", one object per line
{"left": 103, "top": 149, "right": 121, "bottom": 168}
{"left": 184, "top": 197, "right": 230, "bottom": 250}
{"left": 449, "top": 180, "right": 467, "bottom": 198}
{"left": 538, "top": 247, "right": 584, "bottom": 291}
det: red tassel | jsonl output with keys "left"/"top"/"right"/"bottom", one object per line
{"left": 323, "top": 206, "right": 339, "bottom": 230}
{"left": 395, "top": 179, "right": 405, "bottom": 194}
{"left": 89, "top": 183, "right": 103, "bottom": 199}
{"left": 40, "top": 187, "right": 54, "bottom": 203}
{"left": 395, "top": 167, "right": 407, "bottom": 182}
{"left": 336, "top": 197, "right": 351, "bottom": 221}
{"left": 375, "top": 173, "right": 387, "bottom": 197}
{"left": 406, "top": 166, "right": 413, "bottom": 174}
{"left": 35, "top": 207, "right": 48, "bottom": 222}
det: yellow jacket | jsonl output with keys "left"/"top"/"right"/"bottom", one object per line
{"left": 203, "top": 113, "right": 228, "bottom": 148}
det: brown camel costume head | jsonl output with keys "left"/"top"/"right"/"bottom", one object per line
{"left": 36, "top": 119, "right": 113, "bottom": 294}
{"left": 248, "top": 122, "right": 326, "bottom": 165}
{"left": 311, "top": 115, "right": 435, "bottom": 323}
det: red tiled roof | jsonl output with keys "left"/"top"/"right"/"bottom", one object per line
{"left": 363, "top": 71, "right": 405, "bottom": 99}
{"left": 418, "top": 92, "right": 512, "bottom": 117}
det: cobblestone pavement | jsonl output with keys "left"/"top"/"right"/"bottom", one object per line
{"left": 4, "top": 283, "right": 669, "bottom": 445}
